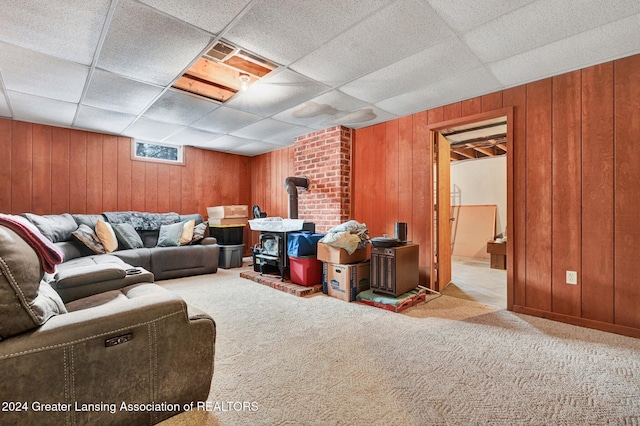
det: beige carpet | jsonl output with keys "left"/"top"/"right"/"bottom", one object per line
{"left": 158, "top": 267, "right": 640, "bottom": 426}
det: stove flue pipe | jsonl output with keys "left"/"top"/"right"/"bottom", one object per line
{"left": 284, "top": 176, "right": 309, "bottom": 219}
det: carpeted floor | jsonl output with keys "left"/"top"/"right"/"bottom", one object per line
{"left": 158, "top": 267, "right": 640, "bottom": 426}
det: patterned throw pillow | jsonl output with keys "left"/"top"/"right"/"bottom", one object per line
{"left": 191, "top": 221, "right": 208, "bottom": 244}
{"left": 112, "top": 222, "right": 144, "bottom": 249}
{"left": 95, "top": 220, "right": 118, "bottom": 253}
{"left": 72, "top": 224, "right": 106, "bottom": 254}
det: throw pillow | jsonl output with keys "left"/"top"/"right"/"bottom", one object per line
{"left": 191, "top": 221, "right": 208, "bottom": 244}
{"left": 95, "top": 220, "right": 118, "bottom": 253}
{"left": 157, "top": 221, "right": 185, "bottom": 247}
{"left": 112, "top": 223, "right": 144, "bottom": 250}
{"left": 179, "top": 219, "right": 196, "bottom": 246}
{"left": 72, "top": 224, "right": 106, "bottom": 254}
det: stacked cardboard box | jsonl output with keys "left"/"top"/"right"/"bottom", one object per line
{"left": 318, "top": 243, "right": 370, "bottom": 302}
{"left": 207, "top": 205, "right": 249, "bottom": 226}
{"left": 207, "top": 205, "right": 248, "bottom": 268}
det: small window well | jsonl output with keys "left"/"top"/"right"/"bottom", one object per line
{"left": 172, "top": 40, "right": 277, "bottom": 103}
{"left": 133, "top": 140, "right": 184, "bottom": 165}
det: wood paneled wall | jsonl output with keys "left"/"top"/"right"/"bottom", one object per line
{"left": 0, "top": 118, "right": 252, "bottom": 228}
{"left": 352, "top": 54, "right": 640, "bottom": 337}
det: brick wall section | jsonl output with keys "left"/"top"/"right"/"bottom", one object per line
{"left": 294, "top": 126, "right": 352, "bottom": 233}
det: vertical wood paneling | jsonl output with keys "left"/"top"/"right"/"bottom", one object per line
{"left": 11, "top": 121, "right": 32, "bottom": 213}
{"left": 443, "top": 102, "right": 462, "bottom": 121}
{"left": 614, "top": 55, "right": 640, "bottom": 328}
{"left": 0, "top": 119, "right": 12, "bottom": 212}
{"left": 384, "top": 119, "right": 399, "bottom": 235}
{"left": 397, "top": 116, "right": 413, "bottom": 228}
{"left": 156, "top": 164, "right": 172, "bottom": 212}
{"left": 85, "top": 133, "right": 103, "bottom": 213}
{"left": 581, "top": 63, "right": 614, "bottom": 323}
{"left": 117, "top": 137, "right": 132, "bottom": 211}
{"left": 502, "top": 85, "right": 527, "bottom": 307}
{"left": 31, "top": 124, "right": 52, "bottom": 214}
{"left": 69, "top": 130, "right": 87, "bottom": 214}
{"left": 551, "top": 71, "right": 582, "bottom": 316}
{"left": 412, "top": 111, "right": 430, "bottom": 284}
{"left": 461, "top": 97, "right": 482, "bottom": 116}
{"left": 482, "top": 92, "right": 503, "bottom": 111}
{"left": 51, "top": 127, "right": 70, "bottom": 214}
{"left": 372, "top": 124, "right": 386, "bottom": 235}
{"left": 144, "top": 162, "right": 158, "bottom": 212}
{"left": 355, "top": 126, "right": 375, "bottom": 232}
{"left": 169, "top": 165, "right": 182, "bottom": 213}
{"left": 525, "top": 79, "right": 553, "bottom": 311}
{"left": 102, "top": 135, "right": 118, "bottom": 211}
{"left": 131, "top": 159, "right": 146, "bottom": 212}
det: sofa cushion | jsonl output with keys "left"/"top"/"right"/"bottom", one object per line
{"left": 191, "top": 221, "right": 208, "bottom": 244}
{"left": 72, "top": 224, "right": 106, "bottom": 254}
{"left": 0, "top": 225, "right": 67, "bottom": 339}
{"left": 96, "top": 220, "right": 118, "bottom": 253}
{"left": 180, "top": 219, "right": 196, "bottom": 246}
{"left": 71, "top": 214, "right": 103, "bottom": 229}
{"left": 23, "top": 213, "right": 78, "bottom": 243}
{"left": 112, "top": 223, "right": 144, "bottom": 250}
{"left": 157, "top": 221, "right": 184, "bottom": 247}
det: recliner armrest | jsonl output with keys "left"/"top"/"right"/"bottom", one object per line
{"left": 54, "top": 263, "right": 127, "bottom": 289}
{"left": 201, "top": 236, "right": 217, "bottom": 245}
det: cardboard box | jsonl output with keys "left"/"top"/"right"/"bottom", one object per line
{"left": 322, "top": 261, "right": 370, "bottom": 302}
{"left": 207, "top": 205, "right": 248, "bottom": 219}
{"left": 316, "top": 242, "right": 367, "bottom": 264}
{"left": 208, "top": 217, "right": 248, "bottom": 226}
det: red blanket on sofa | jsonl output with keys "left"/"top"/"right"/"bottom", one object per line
{"left": 0, "top": 213, "right": 64, "bottom": 273}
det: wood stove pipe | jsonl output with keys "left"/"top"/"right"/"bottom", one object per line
{"left": 284, "top": 176, "right": 309, "bottom": 219}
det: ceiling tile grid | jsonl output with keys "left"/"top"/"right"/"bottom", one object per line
{"left": 1, "top": 0, "right": 640, "bottom": 156}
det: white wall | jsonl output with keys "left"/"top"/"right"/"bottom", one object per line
{"left": 450, "top": 155, "right": 507, "bottom": 237}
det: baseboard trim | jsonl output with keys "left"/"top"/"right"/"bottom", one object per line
{"left": 512, "top": 305, "right": 640, "bottom": 339}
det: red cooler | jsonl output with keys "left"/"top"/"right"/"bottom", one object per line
{"left": 289, "top": 255, "right": 322, "bottom": 286}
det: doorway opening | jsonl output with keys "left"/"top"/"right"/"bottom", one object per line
{"left": 430, "top": 109, "right": 512, "bottom": 309}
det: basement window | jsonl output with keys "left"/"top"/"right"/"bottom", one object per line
{"left": 172, "top": 39, "right": 277, "bottom": 103}
{"left": 133, "top": 140, "right": 184, "bottom": 165}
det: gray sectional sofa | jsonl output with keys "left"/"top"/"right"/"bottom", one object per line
{"left": 23, "top": 211, "right": 219, "bottom": 302}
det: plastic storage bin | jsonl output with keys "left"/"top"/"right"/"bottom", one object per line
{"left": 289, "top": 255, "right": 323, "bottom": 286}
{"left": 210, "top": 225, "right": 244, "bottom": 245}
{"left": 219, "top": 244, "right": 244, "bottom": 269}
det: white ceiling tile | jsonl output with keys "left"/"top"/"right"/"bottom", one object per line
{"left": 122, "top": 117, "right": 186, "bottom": 142}
{"left": 226, "top": 69, "right": 329, "bottom": 117}
{"left": 0, "top": 0, "right": 111, "bottom": 65}
{"left": 273, "top": 90, "right": 368, "bottom": 129}
{"left": 231, "top": 118, "right": 300, "bottom": 141}
{"left": 9, "top": 91, "right": 77, "bottom": 126}
{"left": 263, "top": 125, "right": 315, "bottom": 146}
{"left": 225, "top": 0, "right": 393, "bottom": 66}
{"left": 324, "top": 105, "right": 398, "bottom": 129}
{"left": 142, "top": 89, "right": 220, "bottom": 125}
{"left": 190, "top": 106, "right": 261, "bottom": 134}
{"left": 164, "top": 127, "right": 222, "bottom": 146}
{"left": 97, "top": 0, "right": 213, "bottom": 85}
{"left": 74, "top": 105, "right": 138, "bottom": 134}
{"left": 139, "top": 0, "right": 252, "bottom": 34}
{"left": 462, "top": 0, "right": 640, "bottom": 63}
{"left": 488, "top": 13, "right": 640, "bottom": 87}
{"left": 375, "top": 66, "right": 502, "bottom": 117}
{"left": 227, "top": 141, "right": 283, "bottom": 156}
{"left": 204, "top": 135, "right": 256, "bottom": 151}
{"left": 340, "top": 37, "right": 481, "bottom": 103}
{"left": 84, "top": 69, "right": 164, "bottom": 115}
{"left": 290, "top": 0, "right": 453, "bottom": 86}
{"left": 0, "top": 42, "right": 89, "bottom": 103}
{"left": 426, "top": 0, "right": 536, "bottom": 33}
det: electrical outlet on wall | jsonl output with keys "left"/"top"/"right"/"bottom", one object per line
{"left": 566, "top": 271, "right": 578, "bottom": 285}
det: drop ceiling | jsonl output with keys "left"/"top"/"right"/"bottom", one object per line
{"left": 0, "top": 0, "right": 639, "bottom": 157}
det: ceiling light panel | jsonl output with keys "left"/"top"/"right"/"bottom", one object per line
{"left": 290, "top": 0, "right": 453, "bottom": 86}
{"left": 462, "top": 0, "right": 640, "bottom": 64}
{"left": 0, "top": 0, "right": 111, "bottom": 65}
{"left": 122, "top": 116, "right": 186, "bottom": 142}
{"left": 97, "top": 1, "right": 213, "bottom": 86}
{"left": 225, "top": 0, "right": 394, "bottom": 66}
{"left": 74, "top": 105, "right": 138, "bottom": 134}
{"left": 83, "top": 69, "right": 164, "bottom": 115}
{"left": 9, "top": 91, "right": 77, "bottom": 127}
{"left": 142, "top": 89, "right": 220, "bottom": 125}
{"left": 226, "top": 69, "right": 328, "bottom": 117}
{"left": 138, "top": 0, "right": 252, "bottom": 34}
{"left": 488, "top": 12, "right": 640, "bottom": 87}
{"left": 340, "top": 37, "right": 481, "bottom": 104}
{"left": 190, "top": 106, "right": 261, "bottom": 134}
{"left": 0, "top": 42, "right": 89, "bottom": 103}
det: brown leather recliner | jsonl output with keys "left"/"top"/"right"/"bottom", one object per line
{"left": 0, "top": 224, "right": 215, "bottom": 425}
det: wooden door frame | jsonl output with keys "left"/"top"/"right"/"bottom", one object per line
{"left": 427, "top": 107, "right": 514, "bottom": 310}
